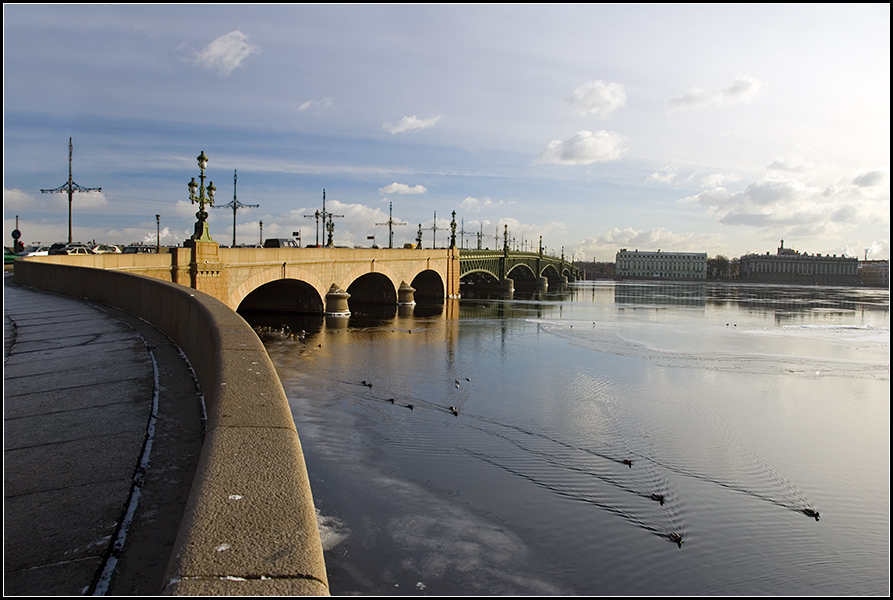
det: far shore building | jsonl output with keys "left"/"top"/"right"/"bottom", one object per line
{"left": 614, "top": 249, "right": 707, "bottom": 280}
{"left": 737, "top": 240, "right": 859, "bottom": 286}
{"left": 857, "top": 260, "right": 889, "bottom": 288}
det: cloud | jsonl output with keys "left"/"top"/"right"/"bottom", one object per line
{"left": 460, "top": 196, "right": 511, "bottom": 213}
{"left": 852, "top": 170, "right": 887, "bottom": 187}
{"left": 44, "top": 189, "right": 108, "bottom": 211}
{"left": 696, "top": 172, "right": 741, "bottom": 188}
{"left": 4, "top": 188, "right": 34, "bottom": 210}
{"left": 193, "top": 31, "right": 260, "bottom": 76}
{"left": 667, "top": 76, "right": 764, "bottom": 112}
{"left": 562, "top": 80, "right": 627, "bottom": 117}
{"left": 646, "top": 166, "right": 678, "bottom": 185}
{"left": 298, "top": 97, "right": 333, "bottom": 112}
{"left": 677, "top": 171, "right": 889, "bottom": 237}
{"left": 382, "top": 115, "right": 441, "bottom": 134}
{"left": 535, "top": 130, "right": 626, "bottom": 165}
{"left": 379, "top": 182, "right": 427, "bottom": 195}
{"left": 570, "top": 227, "right": 725, "bottom": 262}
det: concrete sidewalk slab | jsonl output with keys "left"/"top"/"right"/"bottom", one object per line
{"left": 4, "top": 275, "right": 205, "bottom": 596}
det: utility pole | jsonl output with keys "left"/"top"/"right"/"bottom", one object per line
{"left": 421, "top": 211, "right": 441, "bottom": 248}
{"left": 41, "top": 138, "right": 102, "bottom": 244}
{"left": 305, "top": 189, "right": 343, "bottom": 246}
{"left": 457, "top": 218, "right": 472, "bottom": 249}
{"left": 213, "top": 170, "right": 258, "bottom": 246}
{"left": 375, "top": 201, "right": 407, "bottom": 248}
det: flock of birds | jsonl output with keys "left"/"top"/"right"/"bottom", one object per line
{"left": 357, "top": 375, "right": 822, "bottom": 549}
{"left": 256, "top": 321, "right": 823, "bottom": 551}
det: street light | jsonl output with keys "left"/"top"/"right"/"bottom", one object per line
{"left": 188, "top": 151, "right": 216, "bottom": 242}
{"left": 155, "top": 214, "right": 160, "bottom": 253}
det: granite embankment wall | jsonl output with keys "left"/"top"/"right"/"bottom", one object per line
{"left": 14, "top": 260, "right": 329, "bottom": 596}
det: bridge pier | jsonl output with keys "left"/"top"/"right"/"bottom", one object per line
{"left": 325, "top": 284, "right": 350, "bottom": 315}
{"left": 397, "top": 281, "right": 416, "bottom": 305}
{"left": 536, "top": 276, "right": 548, "bottom": 292}
{"left": 500, "top": 278, "right": 514, "bottom": 294}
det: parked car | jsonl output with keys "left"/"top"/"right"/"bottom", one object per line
{"left": 90, "top": 244, "right": 122, "bottom": 254}
{"left": 51, "top": 244, "right": 95, "bottom": 255}
{"left": 263, "top": 238, "right": 300, "bottom": 248}
{"left": 16, "top": 244, "right": 52, "bottom": 257}
{"left": 4, "top": 247, "right": 17, "bottom": 265}
{"left": 121, "top": 245, "right": 157, "bottom": 254}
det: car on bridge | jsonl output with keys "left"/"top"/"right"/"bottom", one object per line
{"left": 16, "top": 244, "right": 53, "bottom": 257}
{"left": 89, "top": 244, "right": 122, "bottom": 254}
{"left": 122, "top": 245, "right": 158, "bottom": 254}
{"left": 49, "top": 244, "right": 95, "bottom": 255}
{"left": 263, "top": 238, "right": 300, "bottom": 248}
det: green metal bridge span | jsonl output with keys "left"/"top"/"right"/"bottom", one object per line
{"left": 459, "top": 248, "right": 581, "bottom": 291}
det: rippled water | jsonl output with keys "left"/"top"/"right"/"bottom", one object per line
{"left": 246, "top": 281, "right": 889, "bottom": 596}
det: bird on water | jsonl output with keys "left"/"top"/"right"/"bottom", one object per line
{"left": 802, "top": 508, "right": 820, "bottom": 521}
{"left": 651, "top": 493, "right": 665, "bottom": 506}
{"left": 669, "top": 532, "right": 683, "bottom": 548}
{"left": 622, "top": 459, "right": 633, "bottom": 468}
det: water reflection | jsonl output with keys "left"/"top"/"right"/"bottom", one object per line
{"left": 253, "top": 281, "right": 889, "bottom": 596}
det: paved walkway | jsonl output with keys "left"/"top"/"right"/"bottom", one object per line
{"left": 3, "top": 274, "right": 205, "bottom": 595}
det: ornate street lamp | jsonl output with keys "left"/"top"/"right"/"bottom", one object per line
{"left": 188, "top": 151, "right": 216, "bottom": 242}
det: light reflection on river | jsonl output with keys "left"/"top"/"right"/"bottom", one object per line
{"left": 245, "top": 281, "right": 889, "bottom": 596}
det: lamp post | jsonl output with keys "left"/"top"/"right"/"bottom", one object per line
{"left": 259, "top": 220, "right": 263, "bottom": 246}
{"left": 155, "top": 214, "right": 160, "bottom": 253}
{"left": 188, "top": 151, "right": 216, "bottom": 242}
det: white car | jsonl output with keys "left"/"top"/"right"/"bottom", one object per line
{"left": 90, "top": 244, "right": 122, "bottom": 254}
{"left": 17, "top": 244, "right": 52, "bottom": 257}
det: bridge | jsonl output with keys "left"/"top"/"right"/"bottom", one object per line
{"left": 21, "top": 242, "right": 580, "bottom": 314}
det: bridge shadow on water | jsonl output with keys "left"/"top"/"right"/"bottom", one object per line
{"left": 240, "top": 301, "right": 446, "bottom": 340}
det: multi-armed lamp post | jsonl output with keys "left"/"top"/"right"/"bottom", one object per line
{"left": 188, "top": 151, "right": 216, "bottom": 242}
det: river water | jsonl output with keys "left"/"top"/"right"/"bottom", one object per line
{"left": 245, "top": 281, "right": 889, "bottom": 596}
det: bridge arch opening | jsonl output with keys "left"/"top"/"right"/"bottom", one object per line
{"left": 506, "top": 263, "right": 537, "bottom": 290}
{"left": 542, "top": 264, "right": 562, "bottom": 287}
{"left": 237, "top": 279, "right": 324, "bottom": 314}
{"left": 411, "top": 269, "right": 445, "bottom": 302}
{"left": 346, "top": 272, "right": 397, "bottom": 307}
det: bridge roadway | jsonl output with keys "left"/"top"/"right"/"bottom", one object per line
{"left": 19, "top": 244, "right": 580, "bottom": 314}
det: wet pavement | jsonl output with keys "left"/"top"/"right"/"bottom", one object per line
{"left": 3, "top": 274, "right": 205, "bottom": 595}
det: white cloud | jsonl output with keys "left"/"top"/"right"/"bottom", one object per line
{"left": 382, "top": 115, "right": 441, "bottom": 134}
{"left": 44, "top": 189, "right": 108, "bottom": 211}
{"left": 379, "top": 182, "right": 427, "bottom": 195}
{"left": 571, "top": 227, "right": 725, "bottom": 262}
{"left": 535, "top": 130, "right": 626, "bottom": 165}
{"left": 562, "top": 80, "right": 627, "bottom": 117}
{"left": 677, "top": 171, "right": 889, "bottom": 238}
{"left": 667, "top": 76, "right": 764, "bottom": 113}
{"left": 646, "top": 166, "right": 678, "bottom": 185}
{"left": 4, "top": 188, "right": 34, "bottom": 210}
{"left": 460, "top": 196, "right": 511, "bottom": 213}
{"left": 297, "top": 97, "right": 333, "bottom": 112}
{"left": 696, "top": 172, "right": 741, "bottom": 188}
{"left": 193, "top": 31, "right": 260, "bottom": 76}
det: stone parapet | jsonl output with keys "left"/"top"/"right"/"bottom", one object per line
{"left": 13, "top": 260, "right": 329, "bottom": 596}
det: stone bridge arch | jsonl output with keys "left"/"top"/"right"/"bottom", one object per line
{"left": 229, "top": 265, "right": 329, "bottom": 311}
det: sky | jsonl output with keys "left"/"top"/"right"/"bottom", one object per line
{"left": 3, "top": 4, "right": 890, "bottom": 261}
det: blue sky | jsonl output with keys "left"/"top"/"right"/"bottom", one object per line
{"left": 3, "top": 4, "right": 890, "bottom": 260}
